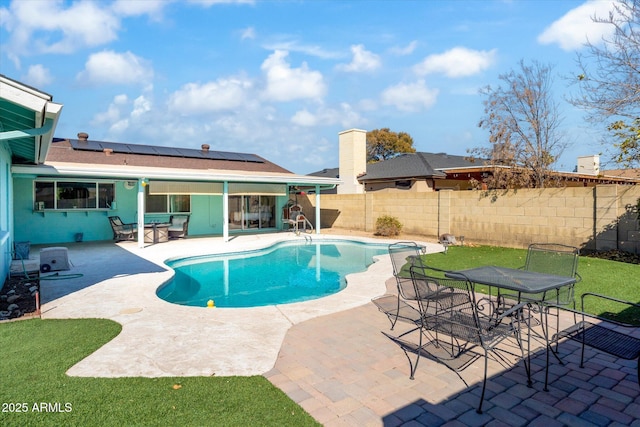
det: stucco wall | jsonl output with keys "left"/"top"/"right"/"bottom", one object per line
{"left": 310, "top": 185, "right": 640, "bottom": 253}
{"left": 12, "top": 176, "right": 291, "bottom": 244}
{"left": 13, "top": 178, "right": 138, "bottom": 244}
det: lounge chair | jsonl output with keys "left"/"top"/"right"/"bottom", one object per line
{"left": 108, "top": 216, "right": 137, "bottom": 241}
{"left": 168, "top": 215, "right": 189, "bottom": 239}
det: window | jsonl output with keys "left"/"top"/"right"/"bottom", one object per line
{"left": 34, "top": 180, "right": 114, "bottom": 210}
{"left": 145, "top": 187, "right": 190, "bottom": 213}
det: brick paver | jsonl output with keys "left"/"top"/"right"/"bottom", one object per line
{"left": 265, "top": 277, "right": 640, "bottom": 426}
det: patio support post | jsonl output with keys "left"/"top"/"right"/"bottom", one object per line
{"left": 223, "top": 181, "right": 229, "bottom": 242}
{"left": 315, "top": 185, "right": 321, "bottom": 234}
{"left": 137, "top": 179, "right": 145, "bottom": 248}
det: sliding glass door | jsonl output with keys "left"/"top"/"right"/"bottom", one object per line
{"left": 228, "top": 195, "right": 276, "bottom": 230}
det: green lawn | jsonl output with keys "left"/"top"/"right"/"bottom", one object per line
{"left": 0, "top": 319, "right": 319, "bottom": 427}
{"left": 420, "top": 245, "right": 640, "bottom": 324}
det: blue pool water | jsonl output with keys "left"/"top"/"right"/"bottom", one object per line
{"left": 157, "top": 240, "right": 388, "bottom": 307}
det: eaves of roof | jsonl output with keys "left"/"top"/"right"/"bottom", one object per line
{"left": 0, "top": 74, "right": 63, "bottom": 164}
{"left": 11, "top": 162, "right": 341, "bottom": 188}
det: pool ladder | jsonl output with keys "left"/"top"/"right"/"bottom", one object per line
{"left": 292, "top": 213, "right": 314, "bottom": 236}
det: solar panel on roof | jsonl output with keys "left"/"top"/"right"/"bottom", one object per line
{"left": 151, "top": 146, "right": 177, "bottom": 156}
{"left": 126, "top": 144, "right": 157, "bottom": 155}
{"left": 237, "top": 153, "right": 262, "bottom": 162}
{"left": 204, "top": 151, "right": 228, "bottom": 160}
{"left": 220, "top": 152, "right": 243, "bottom": 161}
{"left": 100, "top": 141, "right": 130, "bottom": 153}
{"left": 69, "top": 138, "right": 264, "bottom": 163}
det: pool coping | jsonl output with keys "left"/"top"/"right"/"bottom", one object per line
{"left": 39, "top": 233, "right": 444, "bottom": 377}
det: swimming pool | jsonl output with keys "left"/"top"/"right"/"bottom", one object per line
{"left": 157, "top": 239, "right": 389, "bottom": 307}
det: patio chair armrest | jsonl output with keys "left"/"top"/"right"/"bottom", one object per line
{"left": 549, "top": 293, "right": 640, "bottom": 328}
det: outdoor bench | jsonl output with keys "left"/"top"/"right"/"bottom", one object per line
{"left": 554, "top": 292, "right": 640, "bottom": 387}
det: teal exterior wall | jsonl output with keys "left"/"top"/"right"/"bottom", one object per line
{"left": 13, "top": 178, "right": 138, "bottom": 244}
{"left": 143, "top": 194, "right": 224, "bottom": 236}
{"left": 12, "top": 176, "right": 291, "bottom": 245}
{"left": 1, "top": 141, "right": 13, "bottom": 283}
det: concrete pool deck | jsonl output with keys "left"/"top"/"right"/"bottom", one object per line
{"left": 38, "top": 232, "right": 443, "bottom": 378}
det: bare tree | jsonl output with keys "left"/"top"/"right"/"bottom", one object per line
{"left": 366, "top": 128, "right": 415, "bottom": 163}
{"left": 472, "top": 60, "right": 567, "bottom": 189}
{"left": 569, "top": 0, "right": 640, "bottom": 166}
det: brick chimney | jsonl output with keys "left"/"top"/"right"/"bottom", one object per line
{"left": 338, "top": 129, "right": 367, "bottom": 194}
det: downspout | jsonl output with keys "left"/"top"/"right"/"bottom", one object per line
{"left": 223, "top": 181, "right": 229, "bottom": 242}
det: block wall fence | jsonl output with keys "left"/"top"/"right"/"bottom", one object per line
{"left": 302, "top": 184, "right": 640, "bottom": 253}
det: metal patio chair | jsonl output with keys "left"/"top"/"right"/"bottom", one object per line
{"left": 498, "top": 243, "right": 581, "bottom": 351}
{"left": 372, "top": 241, "right": 425, "bottom": 330}
{"left": 385, "top": 265, "right": 529, "bottom": 414}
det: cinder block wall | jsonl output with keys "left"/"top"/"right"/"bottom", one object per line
{"left": 309, "top": 184, "right": 640, "bottom": 253}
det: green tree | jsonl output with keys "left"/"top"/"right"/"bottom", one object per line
{"left": 366, "top": 128, "right": 415, "bottom": 163}
{"left": 471, "top": 60, "right": 567, "bottom": 189}
{"left": 570, "top": 0, "right": 640, "bottom": 167}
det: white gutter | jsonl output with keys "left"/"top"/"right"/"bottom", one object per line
{"left": 37, "top": 101, "right": 63, "bottom": 164}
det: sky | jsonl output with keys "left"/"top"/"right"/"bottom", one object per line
{"left": 0, "top": 0, "right": 623, "bottom": 175}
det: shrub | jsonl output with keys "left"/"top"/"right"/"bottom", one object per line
{"left": 375, "top": 215, "right": 403, "bottom": 236}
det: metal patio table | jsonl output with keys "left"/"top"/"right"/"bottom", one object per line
{"left": 446, "top": 266, "right": 577, "bottom": 389}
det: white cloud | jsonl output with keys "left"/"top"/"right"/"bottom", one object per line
{"left": 188, "top": 0, "right": 256, "bottom": 6}
{"left": 413, "top": 47, "right": 497, "bottom": 78}
{"left": 241, "top": 26, "right": 256, "bottom": 40}
{"left": 77, "top": 51, "right": 154, "bottom": 85}
{"left": 2, "top": 0, "right": 120, "bottom": 58}
{"left": 336, "top": 44, "right": 381, "bottom": 72}
{"left": 131, "top": 95, "right": 152, "bottom": 119}
{"left": 92, "top": 94, "right": 128, "bottom": 126}
{"left": 381, "top": 80, "right": 439, "bottom": 112}
{"left": 390, "top": 40, "right": 418, "bottom": 56}
{"left": 261, "top": 50, "right": 326, "bottom": 102}
{"left": 538, "top": 0, "right": 617, "bottom": 51}
{"left": 111, "top": 0, "right": 167, "bottom": 20}
{"left": 262, "top": 40, "right": 341, "bottom": 59}
{"left": 291, "top": 104, "right": 364, "bottom": 128}
{"left": 291, "top": 109, "right": 317, "bottom": 127}
{"left": 23, "top": 64, "right": 53, "bottom": 87}
{"left": 167, "top": 77, "right": 253, "bottom": 113}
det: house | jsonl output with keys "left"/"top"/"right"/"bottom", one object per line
{"left": 310, "top": 129, "right": 640, "bottom": 194}
{"left": 11, "top": 134, "right": 340, "bottom": 246}
{"left": 2, "top": 75, "right": 341, "bottom": 257}
{"left": 0, "top": 74, "right": 63, "bottom": 280}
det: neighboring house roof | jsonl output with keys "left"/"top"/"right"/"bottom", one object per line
{"left": 0, "top": 74, "right": 63, "bottom": 164}
{"left": 308, "top": 167, "right": 339, "bottom": 179}
{"left": 14, "top": 137, "right": 341, "bottom": 188}
{"left": 602, "top": 169, "right": 640, "bottom": 179}
{"left": 308, "top": 152, "right": 477, "bottom": 181}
